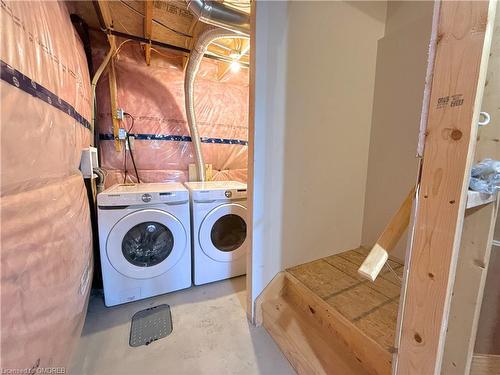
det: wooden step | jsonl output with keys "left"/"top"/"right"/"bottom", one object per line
{"left": 284, "top": 272, "right": 392, "bottom": 375}
{"left": 262, "top": 295, "right": 369, "bottom": 375}
{"left": 260, "top": 270, "right": 393, "bottom": 374}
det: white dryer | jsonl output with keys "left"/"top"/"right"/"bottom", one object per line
{"left": 184, "top": 181, "right": 247, "bottom": 285}
{"left": 97, "top": 183, "right": 191, "bottom": 306}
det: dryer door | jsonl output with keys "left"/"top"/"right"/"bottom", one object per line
{"left": 107, "top": 209, "right": 187, "bottom": 279}
{"left": 199, "top": 203, "right": 247, "bottom": 262}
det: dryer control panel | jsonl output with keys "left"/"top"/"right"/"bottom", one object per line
{"left": 191, "top": 188, "right": 247, "bottom": 202}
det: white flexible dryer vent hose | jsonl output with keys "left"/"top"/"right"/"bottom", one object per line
{"left": 184, "top": 27, "right": 246, "bottom": 181}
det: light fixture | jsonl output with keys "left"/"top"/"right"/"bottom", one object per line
{"left": 230, "top": 60, "right": 241, "bottom": 73}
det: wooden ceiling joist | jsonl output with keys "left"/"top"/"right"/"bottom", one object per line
{"left": 144, "top": 0, "right": 153, "bottom": 65}
{"left": 92, "top": 0, "right": 113, "bottom": 29}
{"left": 74, "top": 1, "right": 251, "bottom": 68}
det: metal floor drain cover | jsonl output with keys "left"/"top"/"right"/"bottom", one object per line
{"left": 129, "top": 304, "right": 172, "bottom": 347}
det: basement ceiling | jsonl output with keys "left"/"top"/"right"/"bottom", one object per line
{"left": 68, "top": 0, "right": 251, "bottom": 68}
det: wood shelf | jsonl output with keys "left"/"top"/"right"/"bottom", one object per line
{"left": 466, "top": 190, "right": 497, "bottom": 210}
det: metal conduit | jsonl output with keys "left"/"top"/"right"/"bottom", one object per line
{"left": 184, "top": 0, "right": 250, "bottom": 181}
{"left": 184, "top": 28, "right": 249, "bottom": 181}
{"left": 186, "top": 0, "right": 250, "bottom": 35}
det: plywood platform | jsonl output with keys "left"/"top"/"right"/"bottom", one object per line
{"left": 287, "top": 247, "right": 403, "bottom": 352}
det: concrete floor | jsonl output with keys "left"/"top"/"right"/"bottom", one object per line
{"left": 71, "top": 276, "right": 295, "bottom": 375}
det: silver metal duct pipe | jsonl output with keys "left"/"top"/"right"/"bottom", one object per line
{"left": 186, "top": 0, "right": 250, "bottom": 35}
{"left": 184, "top": 27, "right": 248, "bottom": 181}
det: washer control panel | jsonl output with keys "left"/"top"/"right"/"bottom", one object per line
{"left": 97, "top": 183, "right": 189, "bottom": 206}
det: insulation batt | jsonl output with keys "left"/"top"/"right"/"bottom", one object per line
{"left": 93, "top": 42, "right": 249, "bottom": 185}
{"left": 1, "top": 0, "right": 92, "bottom": 370}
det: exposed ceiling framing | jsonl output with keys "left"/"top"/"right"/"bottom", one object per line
{"left": 68, "top": 0, "right": 251, "bottom": 76}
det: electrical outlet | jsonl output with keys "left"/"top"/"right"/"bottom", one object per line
{"left": 118, "top": 128, "right": 127, "bottom": 140}
{"left": 116, "top": 108, "right": 124, "bottom": 120}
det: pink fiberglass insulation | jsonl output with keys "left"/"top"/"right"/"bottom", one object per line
{"left": 1, "top": 0, "right": 92, "bottom": 370}
{"left": 1, "top": 175, "right": 92, "bottom": 369}
{"left": 93, "top": 42, "right": 249, "bottom": 186}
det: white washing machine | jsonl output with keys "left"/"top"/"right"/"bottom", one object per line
{"left": 97, "top": 183, "right": 191, "bottom": 306}
{"left": 184, "top": 181, "right": 248, "bottom": 285}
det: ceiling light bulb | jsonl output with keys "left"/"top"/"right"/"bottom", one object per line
{"left": 230, "top": 60, "right": 241, "bottom": 73}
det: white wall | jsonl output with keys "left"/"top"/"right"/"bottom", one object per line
{"left": 251, "top": 1, "right": 387, "bottom": 306}
{"left": 250, "top": 1, "right": 289, "bottom": 310}
{"left": 361, "top": 1, "right": 434, "bottom": 260}
{"left": 281, "top": 1, "right": 387, "bottom": 268}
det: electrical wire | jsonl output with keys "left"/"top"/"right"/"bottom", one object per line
{"left": 119, "top": 1, "right": 193, "bottom": 38}
{"left": 114, "top": 39, "right": 133, "bottom": 57}
{"left": 123, "top": 112, "right": 141, "bottom": 183}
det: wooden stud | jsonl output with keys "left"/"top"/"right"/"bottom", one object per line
{"left": 395, "top": 1, "right": 496, "bottom": 374}
{"left": 108, "top": 54, "right": 121, "bottom": 152}
{"left": 144, "top": 0, "right": 153, "bottom": 65}
{"left": 442, "top": 200, "right": 498, "bottom": 374}
{"left": 358, "top": 186, "right": 415, "bottom": 281}
{"left": 96, "top": 0, "right": 113, "bottom": 28}
{"left": 475, "top": 2, "right": 500, "bottom": 163}
{"left": 372, "top": 186, "right": 415, "bottom": 255}
{"left": 188, "top": 163, "right": 213, "bottom": 181}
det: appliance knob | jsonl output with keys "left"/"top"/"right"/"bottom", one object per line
{"left": 225, "top": 190, "right": 232, "bottom": 198}
{"left": 142, "top": 193, "right": 152, "bottom": 203}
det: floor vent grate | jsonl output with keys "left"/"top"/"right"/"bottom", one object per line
{"left": 129, "top": 304, "right": 173, "bottom": 347}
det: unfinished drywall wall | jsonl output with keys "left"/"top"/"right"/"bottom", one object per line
{"left": 250, "top": 0, "right": 288, "bottom": 311}
{"left": 1, "top": 0, "right": 92, "bottom": 369}
{"left": 361, "top": 1, "right": 434, "bottom": 261}
{"left": 251, "top": 1, "right": 387, "bottom": 306}
{"left": 281, "top": 1, "right": 387, "bottom": 268}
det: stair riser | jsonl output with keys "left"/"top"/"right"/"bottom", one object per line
{"left": 284, "top": 274, "right": 392, "bottom": 375}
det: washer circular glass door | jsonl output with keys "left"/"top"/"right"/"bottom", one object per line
{"left": 199, "top": 203, "right": 247, "bottom": 262}
{"left": 107, "top": 209, "right": 187, "bottom": 279}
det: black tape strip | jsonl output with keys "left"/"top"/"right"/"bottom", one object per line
{"left": 99, "top": 133, "right": 248, "bottom": 146}
{"left": 0, "top": 59, "right": 91, "bottom": 130}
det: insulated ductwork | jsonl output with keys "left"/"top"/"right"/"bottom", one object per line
{"left": 184, "top": 27, "right": 248, "bottom": 181}
{"left": 186, "top": 0, "right": 250, "bottom": 35}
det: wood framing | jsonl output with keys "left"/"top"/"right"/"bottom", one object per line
{"left": 260, "top": 271, "right": 386, "bottom": 375}
{"left": 144, "top": 0, "right": 153, "bottom": 65}
{"left": 254, "top": 272, "right": 285, "bottom": 326}
{"left": 95, "top": 0, "right": 113, "bottom": 28}
{"left": 475, "top": 3, "right": 500, "bottom": 163}
{"left": 108, "top": 55, "right": 121, "bottom": 152}
{"left": 284, "top": 270, "right": 393, "bottom": 375}
{"left": 470, "top": 354, "right": 500, "bottom": 375}
{"left": 395, "top": 1, "right": 497, "bottom": 374}
{"left": 442, "top": 200, "right": 499, "bottom": 374}
{"left": 246, "top": 0, "right": 256, "bottom": 322}
{"left": 359, "top": 186, "right": 415, "bottom": 281}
